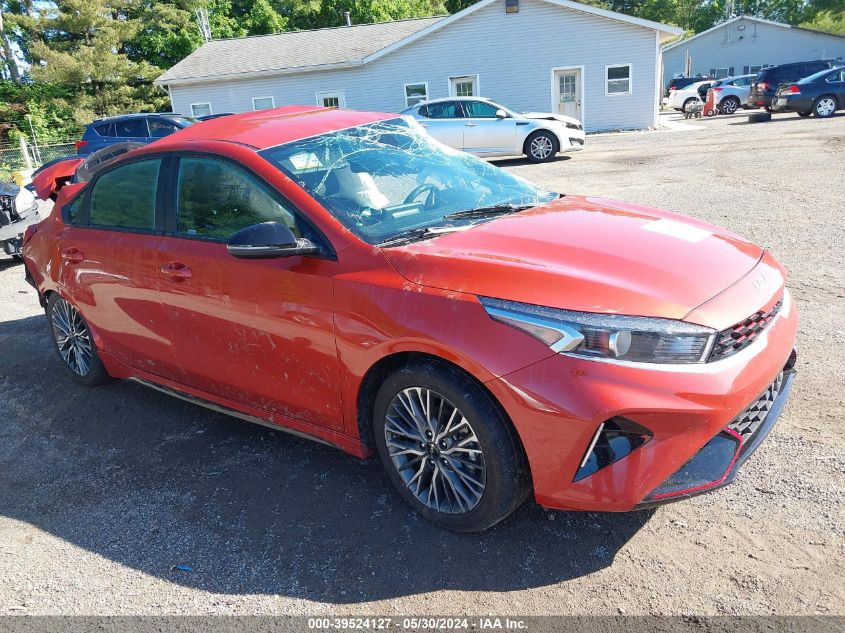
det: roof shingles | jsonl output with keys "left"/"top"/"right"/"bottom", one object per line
{"left": 156, "top": 17, "right": 444, "bottom": 84}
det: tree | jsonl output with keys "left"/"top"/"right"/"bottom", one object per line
{"left": 801, "top": 9, "right": 845, "bottom": 34}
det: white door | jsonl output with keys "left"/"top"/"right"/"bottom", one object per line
{"left": 460, "top": 100, "right": 518, "bottom": 155}
{"left": 554, "top": 69, "right": 581, "bottom": 120}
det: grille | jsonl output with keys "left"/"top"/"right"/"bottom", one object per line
{"left": 709, "top": 298, "right": 783, "bottom": 361}
{"left": 728, "top": 370, "right": 784, "bottom": 441}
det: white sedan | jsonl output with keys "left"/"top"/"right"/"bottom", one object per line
{"left": 402, "top": 97, "right": 585, "bottom": 163}
{"left": 668, "top": 81, "right": 712, "bottom": 111}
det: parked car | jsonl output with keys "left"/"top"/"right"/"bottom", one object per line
{"left": 665, "top": 76, "right": 712, "bottom": 98}
{"left": 774, "top": 66, "right": 845, "bottom": 118}
{"left": 0, "top": 180, "right": 39, "bottom": 259}
{"left": 748, "top": 60, "right": 836, "bottom": 111}
{"left": 709, "top": 74, "right": 756, "bottom": 114}
{"left": 75, "top": 113, "right": 195, "bottom": 155}
{"left": 668, "top": 81, "right": 713, "bottom": 111}
{"left": 24, "top": 106, "right": 797, "bottom": 532}
{"left": 402, "top": 97, "right": 584, "bottom": 163}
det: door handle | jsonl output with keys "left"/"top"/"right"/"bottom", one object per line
{"left": 465, "top": 123, "right": 477, "bottom": 127}
{"left": 160, "top": 261, "right": 192, "bottom": 281}
{"left": 61, "top": 247, "right": 84, "bottom": 263}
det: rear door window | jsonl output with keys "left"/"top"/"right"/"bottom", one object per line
{"left": 424, "top": 101, "right": 462, "bottom": 119}
{"left": 114, "top": 119, "right": 149, "bottom": 138}
{"left": 89, "top": 159, "right": 161, "bottom": 230}
{"left": 93, "top": 123, "right": 114, "bottom": 137}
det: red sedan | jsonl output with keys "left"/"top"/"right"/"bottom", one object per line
{"left": 23, "top": 107, "right": 797, "bottom": 531}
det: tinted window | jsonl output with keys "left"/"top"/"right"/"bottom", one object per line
{"left": 114, "top": 119, "right": 148, "bottom": 137}
{"left": 90, "top": 159, "right": 160, "bottom": 230}
{"left": 176, "top": 157, "right": 299, "bottom": 240}
{"left": 828, "top": 69, "right": 845, "bottom": 82}
{"left": 462, "top": 101, "right": 500, "bottom": 118}
{"left": 424, "top": 101, "right": 461, "bottom": 119}
{"left": 65, "top": 195, "right": 84, "bottom": 224}
{"left": 148, "top": 119, "right": 179, "bottom": 138}
{"left": 93, "top": 123, "right": 114, "bottom": 137}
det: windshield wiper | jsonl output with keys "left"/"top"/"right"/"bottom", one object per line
{"left": 443, "top": 202, "right": 542, "bottom": 220}
{"left": 377, "top": 225, "right": 471, "bottom": 248}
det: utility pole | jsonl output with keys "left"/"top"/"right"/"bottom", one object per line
{"left": 0, "top": 11, "right": 22, "bottom": 83}
{"left": 195, "top": 8, "right": 212, "bottom": 43}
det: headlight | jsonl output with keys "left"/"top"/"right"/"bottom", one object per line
{"left": 479, "top": 297, "right": 716, "bottom": 364}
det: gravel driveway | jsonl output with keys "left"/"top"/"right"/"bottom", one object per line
{"left": 0, "top": 111, "right": 842, "bottom": 617}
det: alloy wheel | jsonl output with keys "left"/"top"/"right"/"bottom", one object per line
{"left": 529, "top": 135, "right": 554, "bottom": 161}
{"left": 384, "top": 387, "right": 487, "bottom": 514}
{"left": 51, "top": 298, "right": 93, "bottom": 376}
{"left": 721, "top": 98, "right": 738, "bottom": 114}
{"left": 816, "top": 97, "right": 836, "bottom": 117}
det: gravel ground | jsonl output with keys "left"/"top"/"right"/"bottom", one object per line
{"left": 0, "top": 111, "right": 843, "bottom": 617}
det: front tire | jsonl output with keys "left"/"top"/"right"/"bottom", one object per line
{"left": 46, "top": 294, "right": 110, "bottom": 386}
{"left": 813, "top": 95, "right": 837, "bottom": 118}
{"left": 524, "top": 131, "right": 558, "bottom": 163}
{"left": 372, "top": 361, "right": 530, "bottom": 532}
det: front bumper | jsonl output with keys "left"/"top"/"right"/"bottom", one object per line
{"left": 485, "top": 273, "right": 798, "bottom": 512}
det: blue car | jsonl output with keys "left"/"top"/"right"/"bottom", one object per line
{"left": 75, "top": 113, "right": 195, "bottom": 155}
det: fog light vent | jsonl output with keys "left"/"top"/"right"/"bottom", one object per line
{"left": 573, "top": 417, "right": 653, "bottom": 482}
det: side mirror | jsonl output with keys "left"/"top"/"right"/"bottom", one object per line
{"left": 227, "top": 221, "right": 319, "bottom": 259}
{"left": 495, "top": 109, "right": 507, "bottom": 119}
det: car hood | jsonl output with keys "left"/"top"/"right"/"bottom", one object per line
{"left": 521, "top": 111, "right": 581, "bottom": 126}
{"left": 0, "top": 181, "right": 20, "bottom": 197}
{"left": 381, "top": 196, "right": 764, "bottom": 322}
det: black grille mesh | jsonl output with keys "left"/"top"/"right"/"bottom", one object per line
{"left": 728, "top": 371, "right": 784, "bottom": 441}
{"left": 709, "top": 298, "right": 783, "bottom": 361}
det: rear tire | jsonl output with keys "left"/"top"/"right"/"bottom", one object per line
{"left": 372, "top": 361, "right": 530, "bottom": 532}
{"left": 682, "top": 98, "right": 697, "bottom": 112}
{"left": 46, "top": 294, "right": 110, "bottom": 387}
{"left": 719, "top": 96, "right": 740, "bottom": 115}
{"left": 813, "top": 95, "right": 837, "bottom": 118}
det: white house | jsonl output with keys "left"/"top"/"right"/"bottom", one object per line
{"left": 663, "top": 15, "right": 845, "bottom": 86}
{"left": 155, "top": 0, "right": 682, "bottom": 132}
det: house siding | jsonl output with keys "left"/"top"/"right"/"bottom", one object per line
{"left": 663, "top": 17, "right": 845, "bottom": 86}
{"left": 169, "top": 0, "right": 660, "bottom": 132}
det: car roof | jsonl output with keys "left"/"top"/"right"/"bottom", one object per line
{"left": 90, "top": 112, "right": 185, "bottom": 123}
{"left": 149, "top": 106, "right": 397, "bottom": 150}
{"left": 414, "top": 96, "right": 495, "bottom": 106}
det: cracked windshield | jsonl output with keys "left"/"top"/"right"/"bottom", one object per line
{"left": 261, "top": 117, "right": 557, "bottom": 245}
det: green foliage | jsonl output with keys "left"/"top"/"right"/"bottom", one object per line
{"left": 801, "top": 9, "right": 845, "bottom": 35}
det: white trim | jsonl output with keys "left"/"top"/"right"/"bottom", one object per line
{"left": 316, "top": 90, "right": 346, "bottom": 108}
{"left": 189, "top": 102, "right": 213, "bottom": 117}
{"left": 448, "top": 74, "right": 480, "bottom": 98}
{"left": 654, "top": 30, "right": 661, "bottom": 128}
{"left": 252, "top": 96, "right": 275, "bottom": 110}
{"left": 549, "top": 65, "right": 585, "bottom": 127}
{"left": 403, "top": 81, "right": 429, "bottom": 108}
{"left": 605, "top": 63, "right": 633, "bottom": 96}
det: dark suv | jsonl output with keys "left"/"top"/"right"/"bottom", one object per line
{"left": 665, "top": 76, "right": 712, "bottom": 98}
{"left": 75, "top": 113, "right": 194, "bottom": 155}
{"left": 749, "top": 60, "right": 837, "bottom": 110}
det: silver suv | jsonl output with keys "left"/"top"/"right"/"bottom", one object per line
{"left": 710, "top": 74, "right": 756, "bottom": 114}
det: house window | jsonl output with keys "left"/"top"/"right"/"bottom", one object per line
{"left": 316, "top": 91, "right": 346, "bottom": 109}
{"left": 743, "top": 65, "right": 764, "bottom": 74}
{"left": 606, "top": 65, "right": 631, "bottom": 95}
{"left": 709, "top": 67, "right": 733, "bottom": 79}
{"left": 252, "top": 96, "right": 275, "bottom": 111}
{"left": 449, "top": 75, "right": 478, "bottom": 97}
{"left": 404, "top": 82, "right": 429, "bottom": 108}
{"left": 190, "top": 102, "right": 212, "bottom": 117}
